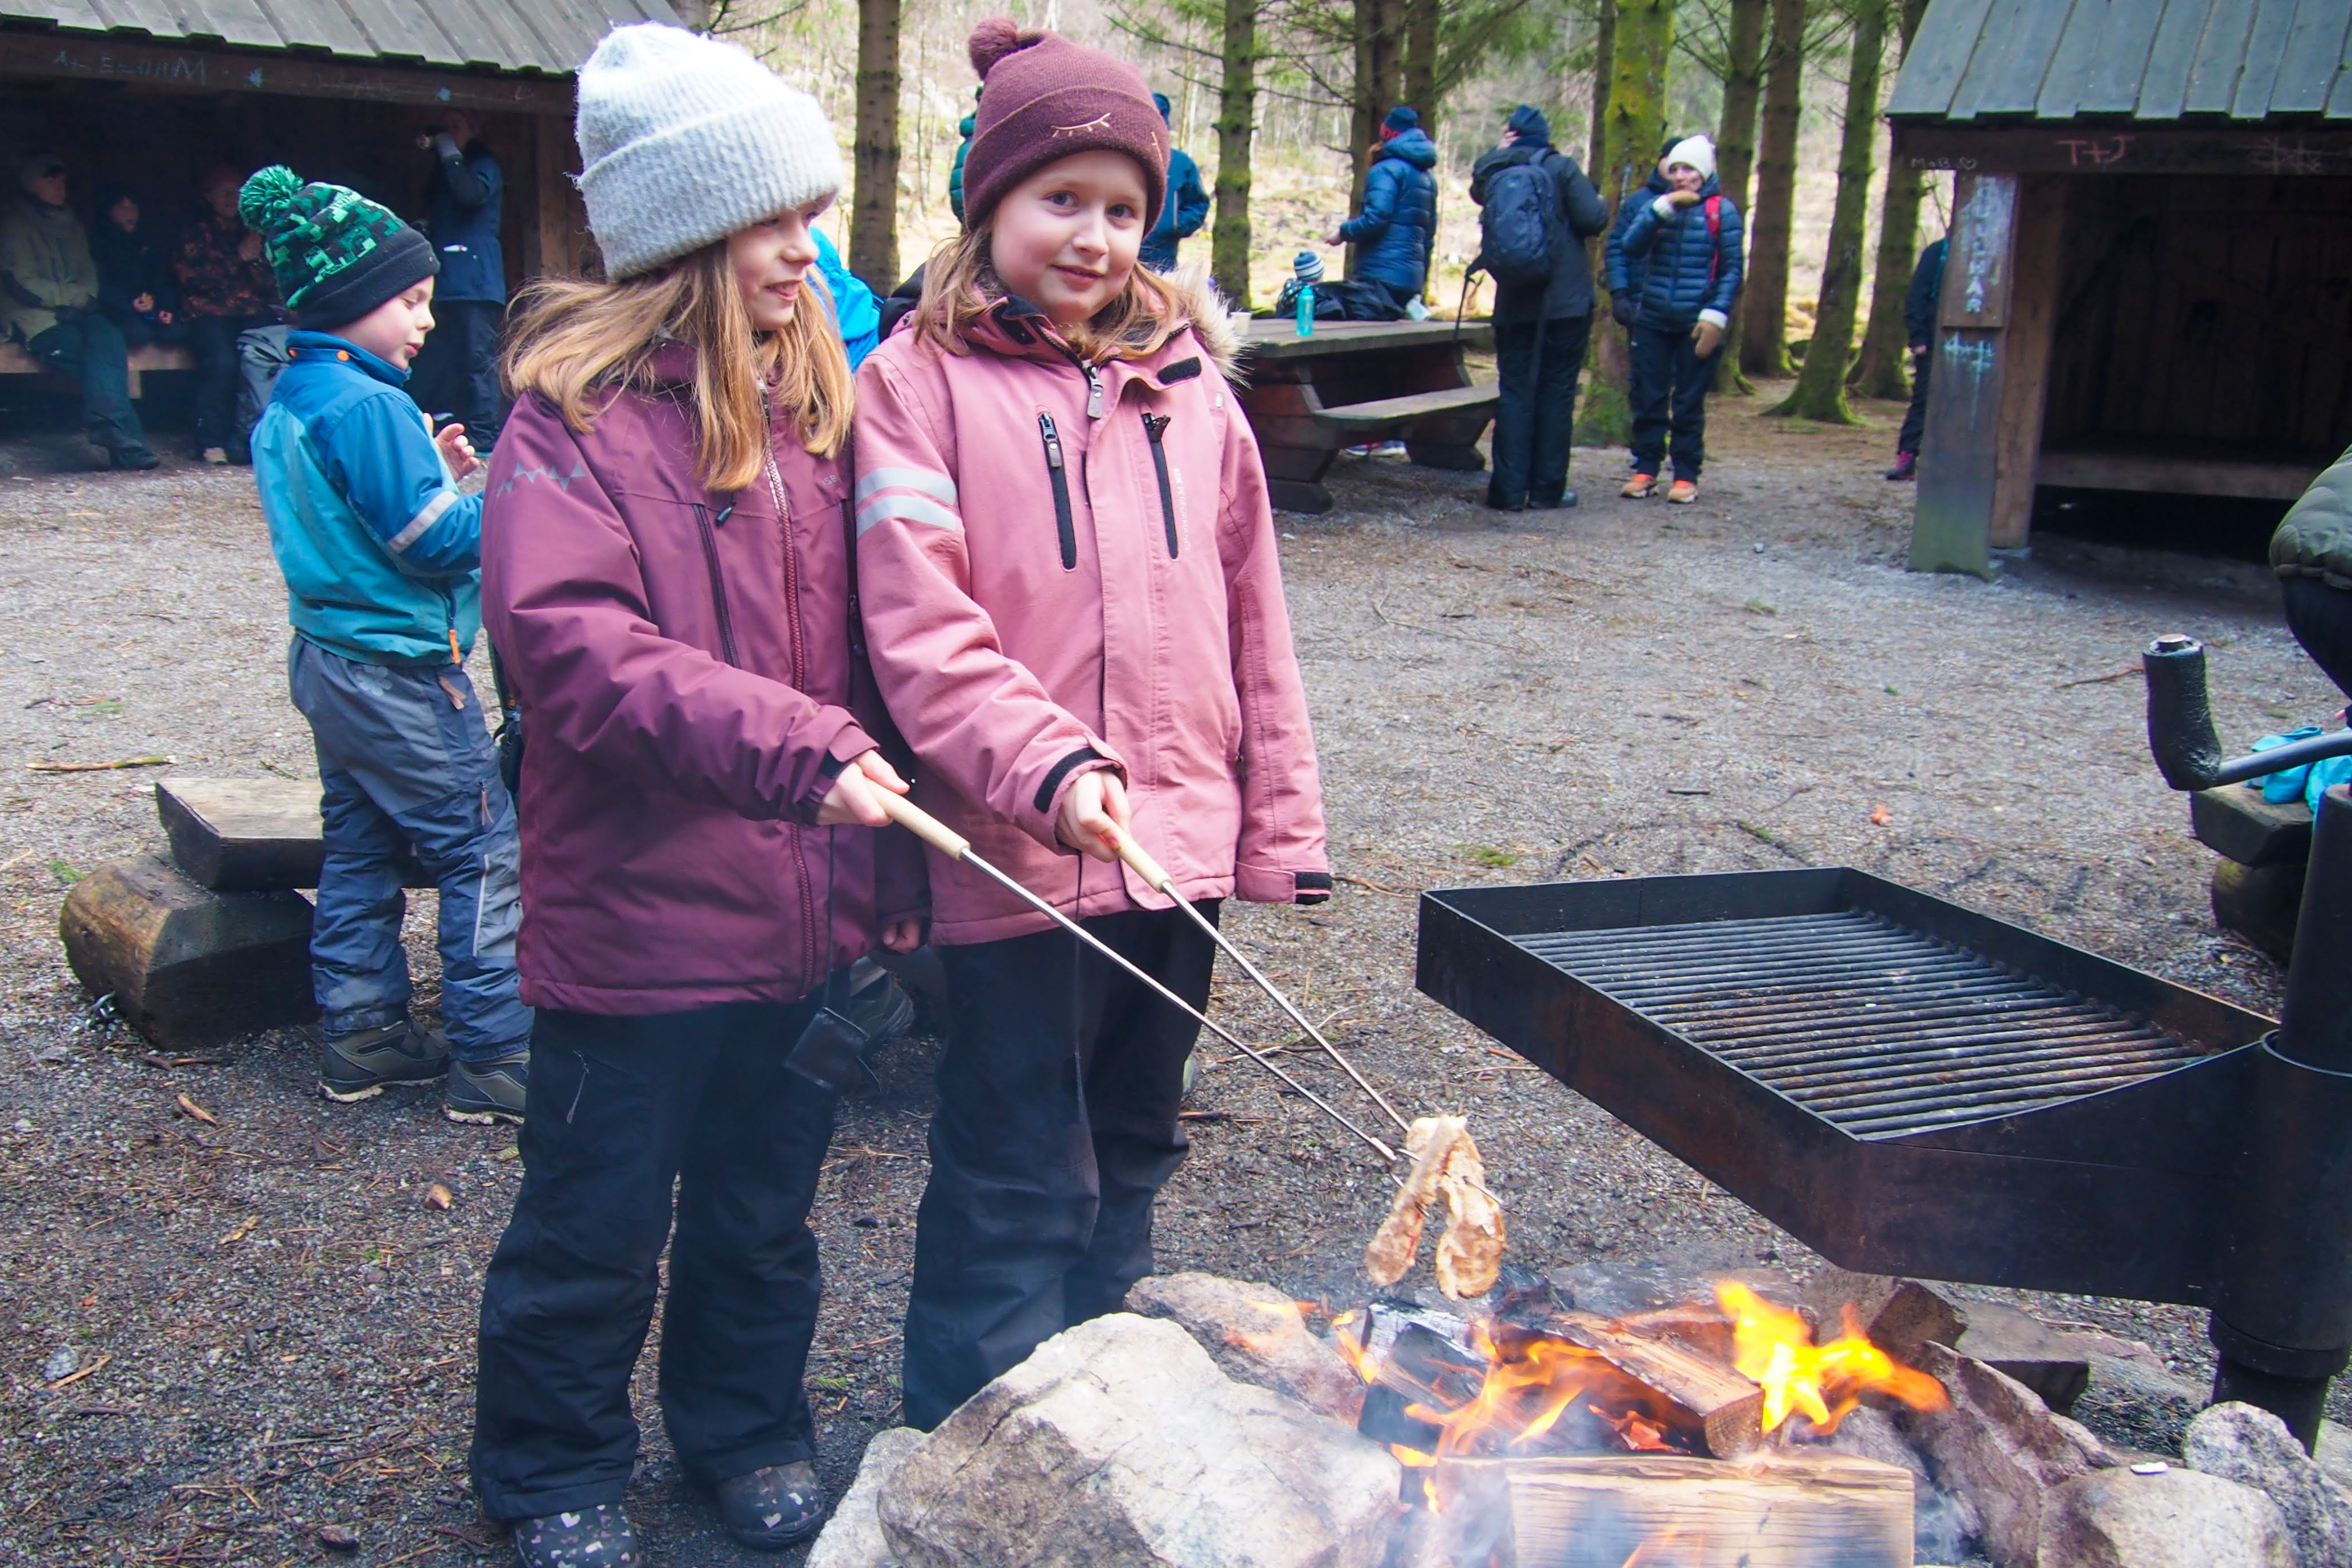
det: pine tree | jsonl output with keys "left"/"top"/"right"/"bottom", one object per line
{"left": 1848, "top": 0, "right": 1931, "bottom": 399}
{"left": 1739, "top": 0, "right": 1805, "bottom": 377}
{"left": 1574, "top": 0, "right": 1672, "bottom": 446}
{"left": 849, "top": 0, "right": 902, "bottom": 291}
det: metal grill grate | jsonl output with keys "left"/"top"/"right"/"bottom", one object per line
{"left": 1515, "top": 909, "right": 2208, "bottom": 1140}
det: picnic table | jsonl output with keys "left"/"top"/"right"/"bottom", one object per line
{"left": 1235, "top": 318, "right": 1499, "bottom": 514}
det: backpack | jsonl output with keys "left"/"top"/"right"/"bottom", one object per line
{"left": 1478, "top": 151, "right": 1567, "bottom": 288}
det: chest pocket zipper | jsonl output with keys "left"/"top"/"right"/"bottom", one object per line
{"left": 690, "top": 502, "right": 742, "bottom": 666}
{"left": 1142, "top": 412, "right": 1177, "bottom": 558}
{"left": 1039, "top": 413, "right": 1078, "bottom": 569}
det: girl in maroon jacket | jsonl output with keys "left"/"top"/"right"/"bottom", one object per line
{"left": 467, "top": 26, "right": 919, "bottom": 1566}
{"left": 855, "top": 19, "right": 1331, "bottom": 1430}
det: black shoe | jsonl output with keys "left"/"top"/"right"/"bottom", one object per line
{"left": 1484, "top": 492, "right": 1526, "bottom": 511}
{"left": 1532, "top": 490, "right": 1579, "bottom": 510}
{"left": 714, "top": 1461, "right": 827, "bottom": 1550}
{"left": 108, "top": 444, "right": 161, "bottom": 470}
{"left": 446, "top": 1052, "right": 529, "bottom": 1124}
{"left": 320, "top": 1021, "right": 450, "bottom": 1102}
{"left": 511, "top": 1504, "right": 638, "bottom": 1568}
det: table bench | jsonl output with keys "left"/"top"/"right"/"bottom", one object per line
{"left": 1235, "top": 319, "right": 1498, "bottom": 514}
{"left": 0, "top": 339, "right": 194, "bottom": 399}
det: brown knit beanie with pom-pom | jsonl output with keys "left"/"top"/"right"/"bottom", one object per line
{"left": 958, "top": 17, "right": 1167, "bottom": 232}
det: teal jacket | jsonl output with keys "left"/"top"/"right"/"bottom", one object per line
{"left": 252, "top": 330, "right": 482, "bottom": 667}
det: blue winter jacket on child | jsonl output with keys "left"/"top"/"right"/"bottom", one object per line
{"left": 1618, "top": 174, "right": 1744, "bottom": 331}
{"left": 252, "top": 330, "right": 482, "bottom": 667}
{"left": 1339, "top": 128, "right": 1439, "bottom": 297}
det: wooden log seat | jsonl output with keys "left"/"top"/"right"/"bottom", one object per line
{"left": 157, "top": 776, "right": 426, "bottom": 892}
{"left": 59, "top": 854, "right": 316, "bottom": 1048}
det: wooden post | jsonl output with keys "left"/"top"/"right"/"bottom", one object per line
{"left": 1910, "top": 172, "right": 2064, "bottom": 575}
{"left": 533, "top": 114, "right": 582, "bottom": 281}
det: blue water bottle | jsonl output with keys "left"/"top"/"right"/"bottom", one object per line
{"left": 1295, "top": 283, "right": 1316, "bottom": 337}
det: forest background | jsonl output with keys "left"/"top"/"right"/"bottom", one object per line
{"left": 683, "top": 0, "right": 1957, "bottom": 433}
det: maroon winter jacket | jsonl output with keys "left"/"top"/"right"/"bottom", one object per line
{"left": 481, "top": 343, "right": 920, "bottom": 1015}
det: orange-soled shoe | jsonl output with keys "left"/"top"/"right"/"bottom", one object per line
{"left": 1665, "top": 479, "right": 1699, "bottom": 504}
{"left": 1620, "top": 473, "right": 1657, "bottom": 499}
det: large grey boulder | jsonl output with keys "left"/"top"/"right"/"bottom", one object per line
{"left": 2037, "top": 1466, "right": 2293, "bottom": 1568}
{"left": 807, "top": 1427, "right": 925, "bottom": 1568}
{"left": 2183, "top": 1401, "right": 2352, "bottom": 1568}
{"left": 878, "top": 1314, "right": 1401, "bottom": 1568}
{"left": 1825, "top": 1405, "right": 1981, "bottom": 1563}
{"left": 1123, "top": 1272, "right": 1364, "bottom": 1425}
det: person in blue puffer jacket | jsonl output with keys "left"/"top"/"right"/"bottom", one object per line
{"left": 239, "top": 164, "right": 532, "bottom": 1127}
{"left": 1327, "top": 106, "right": 1436, "bottom": 312}
{"left": 1141, "top": 91, "right": 1210, "bottom": 272}
{"left": 1614, "top": 134, "right": 1742, "bottom": 503}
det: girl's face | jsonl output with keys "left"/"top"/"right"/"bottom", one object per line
{"left": 989, "top": 150, "right": 1150, "bottom": 329}
{"left": 108, "top": 196, "right": 138, "bottom": 233}
{"left": 340, "top": 279, "right": 438, "bottom": 370}
{"left": 1667, "top": 162, "right": 1706, "bottom": 194}
{"left": 728, "top": 199, "right": 829, "bottom": 334}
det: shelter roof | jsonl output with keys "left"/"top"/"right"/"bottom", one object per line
{"left": 0, "top": 0, "right": 680, "bottom": 76}
{"left": 1889, "top": 0, "right": 2352, "bottom": 121}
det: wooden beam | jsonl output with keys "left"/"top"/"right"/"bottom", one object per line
{"left": 1988, "top": 175, "right": 2064, "bottom": 548}
{"left": 2037, "top": 450, "right": 2325, "bottom": 500}
{"left": 532, "top": 113, "right": 585, "bottom": 281}
{"left": 155, "top": 777, "right": 425, "bottom": 892}
{"left": 58, "top": 855, "right": 317, "bottom": 1048}
{"left": 1895, "top": 120, "right": 2352, "bottom": 176}
{"left": 0, "top": 30, "right": 573, "bottom": 114}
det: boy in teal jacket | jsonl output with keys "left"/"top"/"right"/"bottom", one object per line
{"left": 239, "top": 165, "right": 529, "bottom": 1124}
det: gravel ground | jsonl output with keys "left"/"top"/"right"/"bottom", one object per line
{"left": 0, "top": 385, "right": 2338, "bottom": 1567}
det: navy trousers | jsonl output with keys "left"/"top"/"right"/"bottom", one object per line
{"left": 286, "top": 637, "right": 528, "bottom": 1062}
{"left": 24, "top": 315, "right": 146, "bottom": 454}
{"left": 1489, "top": 314, "right": 1592, "bottom": 507}
{"left": 901, "top": 902, "right": 1216, "bottom": 1430}
{"left": 1627, "top": 322, "right": 1719, "bottom": 482}
{"left": 407, "top": 299, "right": 505, "bottom": 449}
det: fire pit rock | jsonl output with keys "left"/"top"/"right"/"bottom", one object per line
{"left": 2037, "top": 1466, "right": 2293, "bottom": 1568}
{"left": 807, "top": 1427, "right": 925, "bottom": 1568}
{"left": 1124, "top": 1271, "right": 1364, "bottom": 1424}
{"left": 2182, "top": 1402, "right": 2352, "bottom": 1568}
{"left": 1901, "top": 1341, "right": 2113, "bottom": 1568}
{"left": 876, "top": 1313, "right": 1401, "bottom": 1568}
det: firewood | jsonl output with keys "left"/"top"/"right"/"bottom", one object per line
{"left": 58, "top": 855, "right": 317, "bottom": 1048}
{"left": 1548, "top": 1311, "right": 1767, "bottom": 1459}
{"left": 1434, "top": 1449, "right": 1914, "bottom": 1567}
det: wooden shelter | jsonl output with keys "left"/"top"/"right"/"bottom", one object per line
{"left": 1889, "top": 0, "right": 2352, "bottom": 574}
{"left": 0, "top": 0, "right": 680, "bottom": 393}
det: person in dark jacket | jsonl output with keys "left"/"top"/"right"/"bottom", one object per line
{"left": 90, "top": 186, "right": 183, "bottom": 348}
{"left": 1, "top": 153, "right": 158, "bottom": 469}
{"left": 176, "top": 163, "right": 286, "bottom": 464}
{"left": 1470, "top": 105, "right": 1607, "bottom": 511}
{"left": 1141, "top": 91, "right": 1210, "bottom": 273}
{"left": 404, "top": 110, "right": 506, "bottom": 453}
{"left": 2271, "top": 446, "right": 2352, "bottom": 700}
{"left": 1603, "top": 138, "right": 1677, "bottom": 328}
{"left": 1887, "top": 235, "right": 1946, "bottom": 481}
{"left": 1615, "top": 134, "right": 1742, "bottom": 503}
{"left": 1326, "top": 105, "right": 1437, "bottom": 311}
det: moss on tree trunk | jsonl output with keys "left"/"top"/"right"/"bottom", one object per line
{"left": 1211, "top": 0, "right": 1258, "bottom": 309}
{"left": 1576, "top": 0, "right": 1672, "bottom": 449}
{"left": 1766, "top": 0, "right": 1887, "bottom": 424}
{"left": 1739, "top": 0, "right": 1805, "bottom": 379}
{"left": 848, "top": 0, "right": 902, "bottom": 292}
{"left": 1848, "top": 0, "right": 1931, "bottom": 400}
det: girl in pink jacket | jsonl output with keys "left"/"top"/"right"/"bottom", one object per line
{"left": 855, "top": 17, "right": 1331, "bottom": 1429}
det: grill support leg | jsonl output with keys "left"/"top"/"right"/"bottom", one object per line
{"left": 2209, "top": 785, "right": 2352, "bottom": 1452}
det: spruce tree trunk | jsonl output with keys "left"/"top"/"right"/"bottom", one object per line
{"left": 1574, "top": 0, "right": 1673, "bottom": 448}
{"left": 1403, "top": 0, "right": 1440, "bottom": 142}
{"left": 1588, "top": 0, "right": 1615, "bottom": 169}
{"left": 1767, "top": 0, "right": 1886, "bottom": 423}
{"left": 1347, "top": 0, "right": 1405, "bottom": 278}
{"left": 1212, "top": 0, "right": 1258, "bottom": 308}
{"left": 1740, "top": 0, "right": 1805, "bottom": 377}
{"left": 1713, "top": 0, "right": 1768, "bottom": 393}
{"left": 1848, "top": 0, "right": 1931, "bottom": 398}
{"left": 848, "top": 0, "right": 902, "bottom": 292}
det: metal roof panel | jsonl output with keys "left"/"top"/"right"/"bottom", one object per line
{"left": 2269, "top": 0, "right": 2352, "bottom": 111}
{"left": 2185, "top": 0, "right": 2260, "bottom": 112}
{"left": 0, "top": 0, "right": 677, "bottom": 71}
{"left": 1949, "top": 0, "right": 2058, "bottom": 117}
{"left": 1889, "top": 0, "right": 2000, "bottom": 114}
{"left": 2230, "top": 0, "right": 2303, "bottom": 116}
{"left": 2079, "top": 0, "right": 2168, "bottom": 110}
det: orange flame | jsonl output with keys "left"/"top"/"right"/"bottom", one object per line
{"left": 1714, "top": 1281, "right": 1949, "bottom": 1434}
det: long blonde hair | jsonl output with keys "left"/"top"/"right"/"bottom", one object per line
{"left": 909, "top": 225, "right": 1189, "bottom": 363}
{"left": 504, "top": 240, "right": 853, "bottom": 490}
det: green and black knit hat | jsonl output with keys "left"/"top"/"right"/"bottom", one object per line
{"left": 237, "top": 166, "right": 437, "bottom": 329}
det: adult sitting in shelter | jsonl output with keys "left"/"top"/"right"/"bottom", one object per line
{"left": 404, "top": 110, "right": 506, "bottom": 454}
{"left": 1322, "top": 105, "right": 1437, "bottom": 319}
{"left": 0, "top": 153, "right": 159, "bottom": 469}
{"left": 1139, "top": 91, "right": 1209, "bottom": 273}
{"left": 91, "top": 186, "right": 184, "bottom": 350}
{"left": 177, "top": 164, "right": 285, "bottom": 466}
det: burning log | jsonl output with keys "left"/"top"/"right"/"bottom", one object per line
{"left": 1545, "top": 1312, "right": 1768, "bottom": 1459}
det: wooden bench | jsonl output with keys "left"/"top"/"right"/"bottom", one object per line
{"left": 1236, "top": 319, "right": 1499, "bottom": 514}
{"left": 158, "top": 776, "right": 426, "bottom": 892}
{"left": 2191, "top": 785, "right": 2314, "bottom": 962}
{"left": 0, "top": 339, "right": 195, "bottom": 399}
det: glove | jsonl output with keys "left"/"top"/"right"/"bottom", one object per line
{"left": 1610, "top": 293, "right": 1639, "bottom": 329}
{"left": 1693, "top": 321, "right": 1724, "bottom": 358}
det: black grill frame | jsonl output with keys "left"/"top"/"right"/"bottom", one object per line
{"left": 1416, "top": 869, "right": 2274, "bottom": 1308}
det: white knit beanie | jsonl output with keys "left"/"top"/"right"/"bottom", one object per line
{"left": 576, "top": 23, "right": 843, "bottom": 280}
{"left": 1663, "top": 134, "right": 1717, "bottom": 181}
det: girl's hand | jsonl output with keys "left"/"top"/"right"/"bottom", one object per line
{"left": 1056, "top": 769, "right": 1131, "bottom": 863}
{"left": 817, "top": 749, "right": 910, "bottom": 828}
{"left": 880, "top": 918, "right": 924, "bottom": 954}
{"left": 435, "top": 421, "right": 481, "bottom": 479}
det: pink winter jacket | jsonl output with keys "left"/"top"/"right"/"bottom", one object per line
{"left": 854, "top": 282, "right": 1329, "bottom": 945}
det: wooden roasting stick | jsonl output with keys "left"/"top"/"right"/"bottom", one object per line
{"left": 873, "top": 792, "right": 1401, "bottom": 1164}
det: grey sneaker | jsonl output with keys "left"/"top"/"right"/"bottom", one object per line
{"left": 446, "top": 1053, "right": 528, "bottom": 1124}
{"left": 320, "top": 1022, "right": 449, "bottom": 1102}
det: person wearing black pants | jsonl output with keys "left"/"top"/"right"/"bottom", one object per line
{"left": 404, "top": 111, "right": 507, "bottom": 451}
{"left": 1626, "top": 323, "right": 1723, "bottom": 486}
{"left": 1887, "top": 237, "right": 1946, "bottom": 482}
{"left": 902, "top": 903, "right": 1217, "bottom": 1429}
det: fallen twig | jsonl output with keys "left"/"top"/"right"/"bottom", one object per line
{"left": 1333, "top": 872, "right": 1403, "bottom": 895}
{"left": 2055, "top": 665, "right": 2142, "bottom": 689}
{"left": 143, "top": 1052, "right": 226, "bottom": 1070}
{"left": 46, "top": 1353, "right": 111, "bottom": 1390}
{"left": 175, "top": 1093, "right": 218, "bottom": 1125}
{"left": 28, "top": 755, "right": 173, "bottom": 773}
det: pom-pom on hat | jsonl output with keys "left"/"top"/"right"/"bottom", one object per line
{"left": 238, "top": 165, "right": 436, "bottom": 329}
{"left": 575, "top": 22, "right": 843, "bottom": 280}
{"left": 958, "top": 17, "right": 1167, "bottom": 232}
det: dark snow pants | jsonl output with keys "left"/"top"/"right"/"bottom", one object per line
{"left": 1489, "top": 313, "right": 1592, "bottom": 508}
{"left": 901, "top": 902, "right": 1217, "bottom": 1430}
{"left": 1627, "top": 322, "right": 1719, "bottom": 482}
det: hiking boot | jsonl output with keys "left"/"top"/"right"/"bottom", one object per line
{"left": 108, "top": 443, "right": 161, "bottom": 471}
{"left": 714, "top": 1461, "right": 827, "bottom": 1550}
{"left": 446, "top": 1053, "right": 529, "bottom": 1125}
{"left": 1665, "top": 479, "right": 1699, "bottom": 504}
{"left": 1620, "top": 473, "right": 1657, "bottom": 499}
{"left": 1885, "top": 450, "right": 1918, "bottom": 482}
{"left": 320, "top": 1021, "right": 450, "bottom": 1103}
{"left": 200, "top": 446, "right": 229, "bottom": 466}
{"left": 511, "top": 1504, "right": 638, "bottom": 1568}
{"left": 1533, "top": 490, "right": 1579, "bottom": 510}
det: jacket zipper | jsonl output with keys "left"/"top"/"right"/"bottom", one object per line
{"left": 1039, "top": 413, "right": 1078, "bottom": 569}
{"left": 1142, "top": 412, "right": 1177, "bottom": 558}
{"left": 761, "top": 387, "right": 819, "bottom": 991}
{"left": 689, "top": 503, "right": 742, "bottom": 666}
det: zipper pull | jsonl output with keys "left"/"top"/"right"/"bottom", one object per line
{"left": 1039, "top": 413, "right": 1064, "bottom": 469}
{"left": 1085, "top": 365, "right": 1104, "bottom": 420}
{"left": 448, "top": 627, "right": 462, "bottom": 666}
{"left": 1143, "top": 412, "right": 1170, "bottom": 442}
{"left": 714, "top": 503, "right": 734, "bottom": 526}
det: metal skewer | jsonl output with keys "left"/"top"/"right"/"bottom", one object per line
{"left": 877, "top": 793, "right": 1400, "bottom": 1165}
